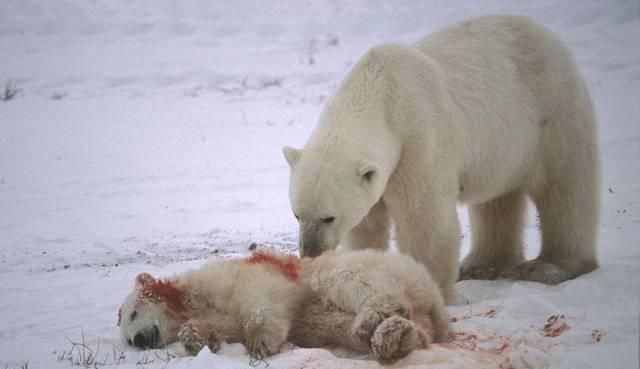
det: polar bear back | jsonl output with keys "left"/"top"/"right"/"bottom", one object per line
{"left": 407, "top": 15, "right": 594, "bottom": 203}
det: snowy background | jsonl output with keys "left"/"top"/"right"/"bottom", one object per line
{"left": 1, "top": 0, "right": 639, "bottom": 368}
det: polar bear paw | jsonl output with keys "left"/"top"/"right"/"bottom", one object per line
{"left": 498, "top": 259, "right": 571, "bottom": 284}
{"left": 459, "top": 263, "right": 504, "bottom": 280}
{"left": 370, "top": 316, "right": 419, "bottom": 363}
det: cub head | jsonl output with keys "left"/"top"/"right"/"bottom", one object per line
{"left": 118, "top": 273, "right": 190, "bottom": 350}
{"left": 283, "top": 146, "right": 386, "bottom": 257}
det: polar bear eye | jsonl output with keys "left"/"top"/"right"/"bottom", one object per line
{"left": 322, "top": 217, "right": 335, "bottom": 224}
{"left": 294, "top": 214, "right": 300, "bottom": 221}
{"left": 130, "top": 311, "right": 138, "bottom": 321}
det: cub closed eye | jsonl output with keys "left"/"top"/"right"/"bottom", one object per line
{"left": 294, "top": 214, "right": 300, "bottom": 220}
{"left": 130, "top": 311, "right": 138, "bottom": 321}
{"left": 322, "top": 217, "right": 335, "bottom": 224}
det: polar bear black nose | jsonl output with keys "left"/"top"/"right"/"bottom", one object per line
{"left": 133, "top": 332, "right": 148, "bottom": 348}
{"left": 132, "top": 326, "right": 161, "bottom": 349}
{"left": 301, "top": 246, "right": 323, "bottom": 257}
{"left": 300, "top": 223, "right": 323, "bottom": 257}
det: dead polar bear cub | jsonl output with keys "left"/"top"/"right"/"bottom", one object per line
{"left": 118, "top": 249, "right": 449, "bottom": 363}
{"left": 284, "top": 15, "right": 600, "bottom": 302}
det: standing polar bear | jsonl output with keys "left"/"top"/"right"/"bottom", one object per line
{"left": 284, "top": 15, "right": 600, "bottom": 303}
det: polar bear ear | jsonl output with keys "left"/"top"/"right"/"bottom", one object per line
{"left": 357, "top": 161, "right": 379, "bottom": 184}
{"left": 283, "top": 146, "right": 302, "bottom": 168}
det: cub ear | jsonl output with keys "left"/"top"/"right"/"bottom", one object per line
{"left": 357, "top": 161, "right": 379, "bottom": 184}
{"left": 135, "top": 272, "right": 156, "bottom": 289}
{"left": 283, "top": 146, "right": 302, "bottom": 168}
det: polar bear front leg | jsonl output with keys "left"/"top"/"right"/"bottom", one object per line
{"left": 343, "top": 199, "right": 391, "bottom": 251}
{"left": 460, "top": 190, "right": 527, "bottom": 280}
{"left": 386, "top": 184, "right": 460, "bottom": 305}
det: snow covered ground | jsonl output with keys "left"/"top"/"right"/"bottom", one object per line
{"left": 1, "top": 0, "right": 638, "bottom": 368}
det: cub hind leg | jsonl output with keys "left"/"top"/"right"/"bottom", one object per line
{"left": 368, "top": 292, "right": 450, "bottom": 362}
{"left": 307, "top": 257, "right": 410, "bottom": 343}
{"left": 291, "top": 298, "right": 421, "bottom": 363}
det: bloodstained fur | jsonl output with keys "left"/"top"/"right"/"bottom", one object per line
{"left": 136, "top": 273, "right": 190, "bottom": 318}
{"left": 245, "top": 249, "right": 301, "bottom": 282}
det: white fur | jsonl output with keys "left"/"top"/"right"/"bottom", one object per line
{"left": 284, "top": 15, "right": 600, "bottom": 303}
{"left": 118, "top": 249, "right": 449, "bottom": 362}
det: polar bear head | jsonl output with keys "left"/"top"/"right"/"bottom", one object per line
{"left": 118, "top": 273, "right": 189, "bottom": 349}
{"left": 283, "top": 146, "right": 386, "bottom": 257}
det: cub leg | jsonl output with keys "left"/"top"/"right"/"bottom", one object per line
{"left": 292, "top": 298, "right": 423, "bottom": 362}
{"left": 368, "top": 277, "right": 452, "bottom": 361}
{"left": 240, "top": 300, "right": 292, "bottom": 359}
{"left": 177, "top": 319, "right": 222, "bottom": 355}
{"left": 290, "top": 298, "right": 371, "bottom": 353}
{"left": 460, "top": 190, "right": 527, "bottom": 280}
{"left": 309, "top": 266, "right": 410, "bottom": 344}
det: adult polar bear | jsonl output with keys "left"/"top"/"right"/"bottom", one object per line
{"left": 283, "top": 15, "right": 600, "bottom": 303}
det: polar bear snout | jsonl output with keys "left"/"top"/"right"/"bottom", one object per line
{"left": 299, "top": 221, "right": 338, "bottom": 257}
{"left": 131, "top": 325, "right": 161, "bottom": 349}
{"left": 301, "top": 244, "right": 322, "bottom": 257}
{"left": 300, "top": 223, "right": 322, "bottom": 257}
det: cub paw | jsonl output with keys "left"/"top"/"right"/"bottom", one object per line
{"left": 370, "top": 316, "right": 419, "bottom": 363}
{"left": 351, "top": 301, "right": 410, "bottom": 343}
{"left": 244, "top": 311, "right": 286, "bottom": 359}
{"left": 177, "top": 320, "right": 221, "bottom": 355}
{"left": 246, "top": 336, "right": 281, "bottom": 360}
{"left": 178, "top": 322, "right": 206, "bottom": 355}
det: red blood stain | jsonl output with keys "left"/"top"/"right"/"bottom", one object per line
{"left": 451, "top": 307, "right": 500, "bottom": 322}
{"left": 483, "top": 308, "right": 498, "bottom": 318}
{"left": 543, "top": 315, "right": 570, "bottom": 337}
{"left": 245, "top": 250, "right": 300, "bottom": 281}
{"left": 591, "top": 329, "right": 605, "bottom": 343}
{"left": 441, "top": 331, "right": 510, "bottom": 355}
{"left": 136, "top": 273, "right": 190, "bottom": 318}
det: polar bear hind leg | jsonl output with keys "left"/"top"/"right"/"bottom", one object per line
{"left": 503, "top": 176, "right": 599, "bottom": 283}
{"left": 501, "top": 111, "right": 600, "bottom": 283}
{"left": 463, "top": 22, "right": 600, "bottom": 284}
